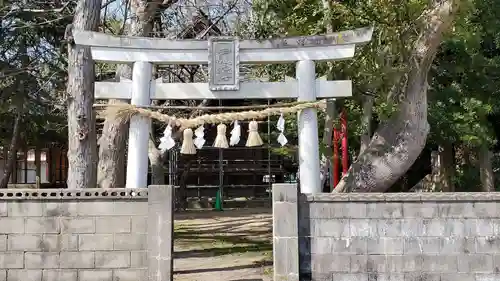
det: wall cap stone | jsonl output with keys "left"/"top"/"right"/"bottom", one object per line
{"left": 0, "top": 188, "right": 149, "bottom": 200}
{"left": 305, "top": 192, "right": 500, "bottom": 202}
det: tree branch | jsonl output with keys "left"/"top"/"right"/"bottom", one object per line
{"left": 16, "top": 1, "right": 71, "bottom": 14}
{"left": 102, "top": 0, "right": 118, "bottom": 9}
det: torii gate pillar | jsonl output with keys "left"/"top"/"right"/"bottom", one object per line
{"left": 126, "top": 61, "right": 153, "bottom": 189}
{"left": 296, "top": 60, "right": 321, "bottom": 193}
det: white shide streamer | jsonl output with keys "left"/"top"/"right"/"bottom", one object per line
{"left": 194, "top": 125, "right": 206, "bottom": 149}
{"left": 277, "top": 114, "right": 288, "bottom": 146}
{"left": 158, "top": 124, "right": 175, "bottom": 152}
{"left": 229, "top": 120, "right": 241, "bottom": 146}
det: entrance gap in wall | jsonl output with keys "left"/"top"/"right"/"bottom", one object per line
{"left": 172, "top": 208, "right": 273, "bottom": 281}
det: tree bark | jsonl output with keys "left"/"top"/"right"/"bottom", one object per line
{"left": 35, "top": 147, "right": 41, "bottom": 188}
{"left": 149, "top": 136, "right": 164, "bottom": 185}
{"left": 430, "top": 150, "right": 441, "bottom": 191}
{"left": 334, "top": 0, "right": 458, "bottom": 192}
{"left": 410, "top": 151, "right": 437, "bottom": 192}
{"left": 0, "top": 109, "right": 22, "bottom": 189}
{"left": 359, "top": 95, "right": 374, "bottom": 154}
{"left": 438, "top": 143, "right": 454, "bottom": 192}
{"left": 479, "top": 145, "right": 495, "bottom": 192}
{"left": 97, "top": 0, "right": 162, "bottom": 188}
{"left": 320, "top": 101, "right": 336, "bottom": 190}
{"left": 318, "top": 0, "right": 337, "bottom": 191}
{"left": 96, "top": 98, "right": 129, "bottom": 188}
{"left": 66, "top": 0, "right": 100, "bottom": 189}
{"left": 177, "top": 155, "right": 195, "bottom": 210}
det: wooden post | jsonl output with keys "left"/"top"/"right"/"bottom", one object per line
{"left": 11, "top": 148, "right": 17, "bottom": 184}
{"left": 46, "top": 148, "right": 52, "bottom": 183}
{"left": 59, "top": 149, "right": 64, "bottom": 183}
{"left": 35, "top": 147, "right": 41, "bottom": 184}
{"left": 296, "top": 60, "right": 321, "bottom": 194}
{"left": 47, "top": 148, "right": 55, "bottom": 184}
{"left": 23, "top": 148, "right": 28, "bottom": 184}
{"left": 2, "top": 146, "right": 7, "bottom": 184}
{"left": 216, "top": 148, "right": 224, "bottom": 211}
{"left": 62, "top": 149, "right": 68, "bottom": 184}
{"left": 125, "top": 61, "right": 152, "bottom": 189}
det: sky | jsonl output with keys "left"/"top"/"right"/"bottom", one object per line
{"left": 100, "top": 0, "right": 251, "bottom": 36}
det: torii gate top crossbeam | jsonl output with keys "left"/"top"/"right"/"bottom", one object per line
{"left": 73, "top": 27, "right": 373, "bottom": 64}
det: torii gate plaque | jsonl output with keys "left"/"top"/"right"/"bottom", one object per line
{"left": 208, "top": 36, "right": 239, "bottom": 91}
{"left": 74, "top": 27, "right": 373, "bottom": 194}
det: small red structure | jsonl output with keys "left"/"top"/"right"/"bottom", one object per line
{"left": 332, "top": 109, "right": 349, "bottom": 188}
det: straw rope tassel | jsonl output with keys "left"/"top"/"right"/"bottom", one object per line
{"left": 246, "top": 120, "right": 263, "bottom": 147}
{"left": 213, "top": 124, "right": 229, "bottom": 148}
{"left": 180, "top": 128, "right": 197, "bottom": 154}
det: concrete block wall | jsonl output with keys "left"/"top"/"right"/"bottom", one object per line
{"left": 272, "top": 184, "right": 500, "bottom": 281}
{"left": 0, "top": 187, "right": 174, "bottom": 281}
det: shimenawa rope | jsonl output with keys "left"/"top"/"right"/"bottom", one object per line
{"left": 98, "top": 100, "right": 326, "bottom": 129}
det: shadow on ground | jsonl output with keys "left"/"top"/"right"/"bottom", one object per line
{"left": 173, "top": 208, "right": 273, "bottom": 280}
{"left": 174, "top": 260, "right": 272, "bottom": 274}
{"left": 174, "top": 208, "right": 271, "bottom": 220}
{"left": 174, "top": 216, "right": 272, "bottom": 258}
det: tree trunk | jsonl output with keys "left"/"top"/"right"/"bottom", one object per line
{"left": 479, "top": 145, "right": 495, "bottom": 192}
{"left": 318, "top": 0, "right": 337, "bottom": 191}
{"left": 149, "top": 136, "right": 164, "bottom": 185}
{"left": 359, "top": 95, "right": 374, "bottom": 154}
{"left": 320, "top": 101, "right": 336, "bottom": 190}
{"left": 394, "top": 146, "right": 432, "bottom": 192}
{"left": 462, "top": 145, "right": 474, "bottom": 166}
{"left": 0, "top": 109, "right": 22, "bottom": 189}
{"left": 334, "top": 0, "right": 458, "bottom": 192}
{"left": 97, "top": 0, "right": 161, "bottom": 188}
{"left": 97, "top": 98, "right": 129, "bottom": 188}
{"left": 66, "top": 0, "right": 100, "bottom": 189}
{"left": 35, "top": 147, "right": 41, "bottom": 188}
{"left": 438, "top": 143, "right": 454, "bottom": 192}
{"left": 177, "top": 155, "right": 195, "bottom": 210}
{"left": 430, "top": 150, "right": 441, "bottom": 191}
{"left": 410, "top": 151, "right": 437, "bottom": 192}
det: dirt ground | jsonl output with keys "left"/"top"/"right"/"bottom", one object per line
{"left": 173, "top": 208, "right": 273, "bottom": 281}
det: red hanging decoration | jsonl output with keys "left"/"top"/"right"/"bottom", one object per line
{"left": 332, "top": 109, "right": 349, "bottom": 190}
{"left": 341, "top": 110, "right": 349, "bottom": 176}
{"left": 333, "top": 128, "right": 340, "bottom": 188}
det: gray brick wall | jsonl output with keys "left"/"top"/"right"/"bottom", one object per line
{"left": 272, "top": 184, "right": 500, "bottom": 281}
{"left": 0, "top": 187, "right": 173, "bottom": 281}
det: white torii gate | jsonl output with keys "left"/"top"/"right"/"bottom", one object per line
{"left": 73, "top": 27, "right": 373, "bottom": 194}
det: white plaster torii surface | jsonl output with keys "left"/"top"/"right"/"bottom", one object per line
{"left": 73, "top": 27, "right": 373, "bottom": 194}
